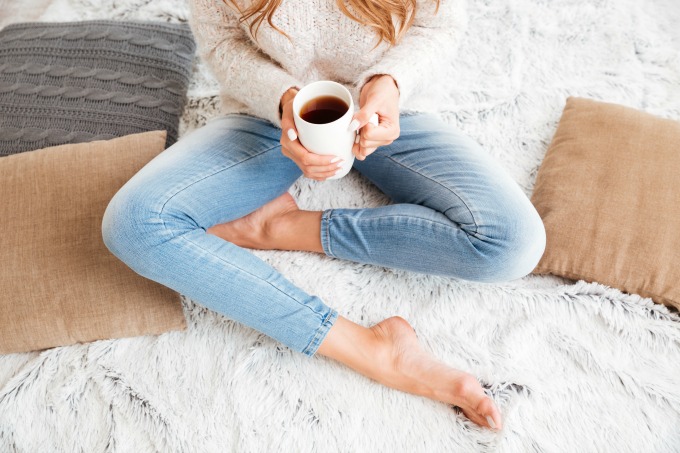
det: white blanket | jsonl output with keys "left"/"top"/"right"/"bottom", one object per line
{"left": 1, "top": 0, "right": 679, "bottom": 451}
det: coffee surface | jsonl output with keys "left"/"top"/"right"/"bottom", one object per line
{"left": 300, "top": 95, "right": 348, "bottom": 124}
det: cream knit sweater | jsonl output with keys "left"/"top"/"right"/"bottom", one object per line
{"left": 188, "top": 0, "right": 468, "bottom": 128}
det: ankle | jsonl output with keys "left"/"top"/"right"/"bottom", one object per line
{"left": 265, "top": 209, "right": 324, "bottom": 253}
{"left": 262, "top": 210, "right": 293, "bottom": 249}
{"left": 317, "top": 316, "right": 386, "bottom": 373}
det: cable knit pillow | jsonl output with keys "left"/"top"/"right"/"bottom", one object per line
{"left": 531, "top": 97, "right": 680, "bottom": 310}
{"left": 0, "top": 20, "right": 195, "bottom": 156}
{"left": 0, "top": 131, "right": 186, "bottom": 354}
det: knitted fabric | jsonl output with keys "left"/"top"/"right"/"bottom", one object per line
{"left": 188, "top": 0, "right": 468, "bottom": 128}
{"left": 0, "top": 20, "right": 195, "bottom": 156}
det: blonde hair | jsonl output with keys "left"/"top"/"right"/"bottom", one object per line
{"left": 224, "top": 0, "right": 440, "bottom": 47}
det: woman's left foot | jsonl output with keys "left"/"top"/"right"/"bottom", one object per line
{"left": 317, "top": 315, "right": 503, "bottom": 430}
{"left": 367, "top": 316, "right": 503, "bottom": 430}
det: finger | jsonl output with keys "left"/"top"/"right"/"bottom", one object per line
{"left": 354, "top": 143, "right": 367, "bottom": 161}
{"left": 361, "top": 120, "right": 399, "bottom": 142}
{"left": 349, "top": 106, "right": 380, "bottom": 132}
{"left": 287, "top": 140, "right": 339, "bottom": 166}
{"left": 351, "top": 142, "right": 361, "bottom": 159}
{"left": 359, "top": 146, "right": 377, "bottom": 159}
{"left": 286, "top": 128, "right": 297, "bottom": 142}
{"left": 305, "top": 162, "right": 344, "bottom": 174}
{"left": 280, "top": 108, "right": 296, "bottom": 133}
{"left": 306, "top": 168, "right": 341, "bottom": 180}
{"left": 280, "top": 126, "right": 298, "bottom": 147}
{"left": 359, "top": 138, "right": 391, "bottom": 149}
{"left": 279, "top": 125, "right": 297, "bottom": 156}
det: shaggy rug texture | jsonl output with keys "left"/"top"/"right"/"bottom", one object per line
{"left": 2, "top": 0, "right": 680, "bottom": 451}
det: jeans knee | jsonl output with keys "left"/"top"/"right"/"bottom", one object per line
{"left": 101, "top": 183, "right": 161, "bottom": 272}
{"left": 474, "top": 203, "right": 546, "bottom": 283}
{"left": 102, "top": 187, "right": 134, "bottom": 259}
{"left": 503, "top": 208, "right": 546, "bottom": 280}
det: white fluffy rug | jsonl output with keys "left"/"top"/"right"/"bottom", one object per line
{"left": 2, "top": 0, "right": 680, "bottom": 451}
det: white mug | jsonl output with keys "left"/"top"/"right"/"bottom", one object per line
{"left": 292, "top": 80, "right": 377, "bottom": 180}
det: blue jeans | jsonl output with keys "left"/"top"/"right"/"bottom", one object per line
{"left": 102, "top": 112, "right": 546, "bottom": 356}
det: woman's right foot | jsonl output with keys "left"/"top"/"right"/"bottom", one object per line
{"left": 206, "top": 192, "right": 325, "bottom": 253}
{"left": 206, "top": 192, "right": 300, "bottom": 249}
{"left": 317, "top": 315, "right": 502, "bottom": 430}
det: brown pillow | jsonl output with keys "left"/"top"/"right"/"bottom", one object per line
{"left": 531, "top": 97, "right": 680, "bottom": 310}
{"left": 0, "top": 131, "right": 186, "bottom": 354}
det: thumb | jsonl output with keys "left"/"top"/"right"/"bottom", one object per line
{"left": 349, "top": 107, "right": 379, "bottom": 132}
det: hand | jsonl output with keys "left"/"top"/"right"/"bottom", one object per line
{"left": 350, "top": 74, "right": 400, "bottom": 161}
{"left": 279, "top": 87, "right": 344, "bottom": 181}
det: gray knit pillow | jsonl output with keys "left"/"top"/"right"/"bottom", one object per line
{"left": 0, "top": 20, "right": 195, "bottom": 155}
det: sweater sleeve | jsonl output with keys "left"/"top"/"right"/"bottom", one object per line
{"left": 354, "top": 0, "right": 468, "bottom": 108}
{"left": 188, "top": 0, "right": 303, "bottom": 127}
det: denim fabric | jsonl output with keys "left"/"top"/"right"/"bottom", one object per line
{"left": 102, "top": 112, "right": 545, "bottom": 356}
{"left": 327, "top": 112, "right": 546, "bottom": 282}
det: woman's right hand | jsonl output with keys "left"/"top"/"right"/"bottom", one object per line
{"left": 279, "top": 88, "right": 344, "bottom": 181}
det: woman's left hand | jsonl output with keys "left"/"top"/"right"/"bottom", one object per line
{"left": 350, "top": 74, "right": 400, "bottom": 161}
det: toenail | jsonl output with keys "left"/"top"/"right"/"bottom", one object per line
{"left": 486, "top": 416, "right": 497, "bottom": 430}
{"left": 486, "top": 415, "right": 496, "bottom": 429}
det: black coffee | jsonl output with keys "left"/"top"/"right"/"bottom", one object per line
{"left": 300, "top": 95, "right": 349, "bottom": 124}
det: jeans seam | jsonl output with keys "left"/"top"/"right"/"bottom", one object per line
{"left": 385, "top": 155, "right": 480, "bottom": 235}
{"left": 302, "top": 308, "right": 337, "bottom": 356}
{"left": 328, "top": 211, "right": 482, "bottom": 254}
{"left": 158, "top": 144, "right": 282, "bottom": 227}
{"left": 329, "top": 213, "right": 463, "bottom": 231}
{"left": 323, "top": 209, "right": 335, "bottom": 257}
{"left": 178, "top": 233, "right": 326, "bottom": 319}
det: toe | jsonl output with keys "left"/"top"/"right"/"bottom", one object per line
{"left": 476, "top": 396, "right": 502, "bottom": 430}
{"left": 461, "top": 406, "right": 488, "bottom": 428}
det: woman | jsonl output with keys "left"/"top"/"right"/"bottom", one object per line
{"left": 102, "top": 0, "right": 547, "bottom": 431}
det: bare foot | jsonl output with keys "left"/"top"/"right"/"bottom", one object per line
{"left": 367, "top": 317, "right": 502, "bottom": 430}
{"left": 206, "top": 192, "right": 299, "bottom": 249}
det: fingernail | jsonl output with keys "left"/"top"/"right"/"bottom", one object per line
{"left": 354, "top": 134, "right": 360, "bottom": 144}
{"left": 330, "top": 156, "right": 341, "bottom": 163}
{"left": 348, "top": 119, "right": 360, "bottom": 132}
{"left": 486, "top": 416, "right": 497, "bottom": 430}
{"left": 287, "top": 129, "right": 297, "bottom": 141}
